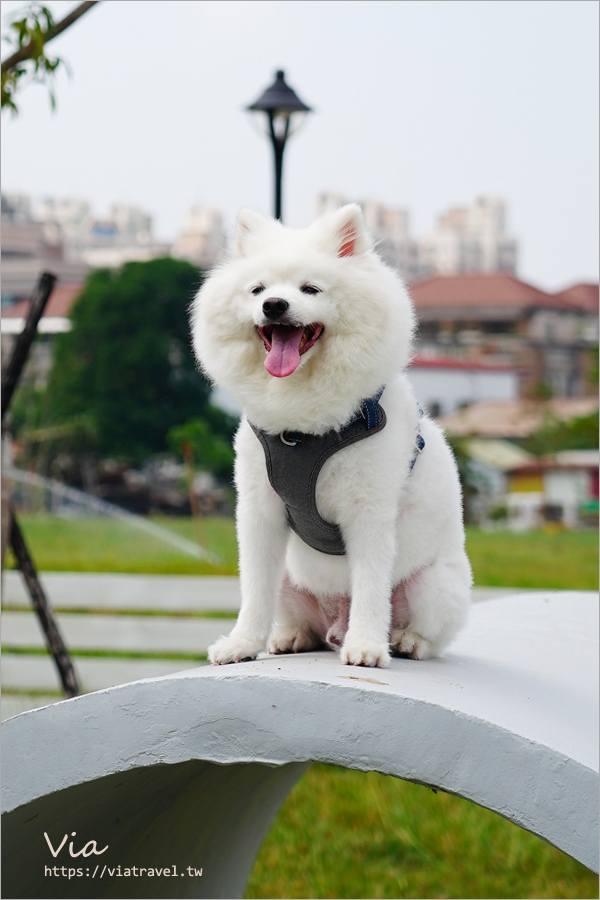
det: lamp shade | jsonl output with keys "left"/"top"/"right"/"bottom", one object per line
{"left": 247, "top": 70, "right": 312, "bottom": 115}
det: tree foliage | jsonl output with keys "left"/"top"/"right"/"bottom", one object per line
{"left": 46, "top": 257, "right": 232, "bottom": 464}
{"left": 523, "top": 410, "right": 599, "bottom": 456}
{"left": 168, "top": 417, "right": 235, "bottom": 478}
{"left": 1, "top": 1, "right": 97, "bottom": 114}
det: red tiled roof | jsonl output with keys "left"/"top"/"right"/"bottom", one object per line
{"left": 439, "top": 397, "right": 599, "bottom": 439}
{"left": 2, "top": 283, "right": 83, "bottom": 319}
{"left": 553, "top": 283, "right": 599, "bottom": 313}
{"left": 409, "top": 273, "right": 584, "bottom": 311}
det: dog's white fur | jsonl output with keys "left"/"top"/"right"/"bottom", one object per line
{"left": 191, "top": 205, "right": 472, "bottom": 668}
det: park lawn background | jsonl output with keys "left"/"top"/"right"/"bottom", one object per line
{"left": 246, "top": 765, "right": 599, "bottom": 900}
{"left": 3, "top": 514, "right": 240, "bottom": 576}
{"left": 3, "top": 515, "right": 599, "bottom": 898}
{"left": 3, "top": 515, "right": 599, "bottom": 590}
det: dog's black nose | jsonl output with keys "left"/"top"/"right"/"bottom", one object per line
{"left": 262, "top": 298, "right": 289, "bottom": 319}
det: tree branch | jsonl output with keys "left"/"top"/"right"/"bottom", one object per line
{"left": 1, "top": 1, "right": 99, "bottom": 73}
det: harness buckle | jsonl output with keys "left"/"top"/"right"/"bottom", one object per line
{"left": 280, "top": 431, "right": 301, "bottom": 447}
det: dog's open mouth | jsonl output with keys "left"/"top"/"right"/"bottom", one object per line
{"left": 257, "top": 323, "right": 324, "bottom": 378}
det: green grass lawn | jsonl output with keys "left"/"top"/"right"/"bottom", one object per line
{"left": 246, "top": 765, "right": 598, "bottom": 899}
{"left": 3, "top": 514, "right": 239, "bottom": 576}
{"left": 4, "top": 515, "right": 598, "bottom": 590}
{"left": 465, "top": 527, "right": 599, "bottom": 591}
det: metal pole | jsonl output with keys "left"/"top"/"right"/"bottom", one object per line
{"left": 2, "top": 269, "right": 80, "bottom": 699}
{"left": 1, "top": 271, "right": 57, "bottom": 422}
{"left": 273, "top": 138, "right": 284, "bottom": 222}
{"left": 9, "top": 510, "right": 80, "bottom": 697}
{"left": 268, "top": 113, "right": 291, "bottom": 223}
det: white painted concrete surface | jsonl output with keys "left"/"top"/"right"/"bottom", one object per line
{"left": 1, "top": 655, "right": 207, "bottom": 695}
{"left": 2, "top": 592, "right": 598, "bottom": 899}
{"left": 2, "top": 571, "right": 243, "bottom": 612}
{"left": 2, "top": 611, "right": 229, "bottom": 654}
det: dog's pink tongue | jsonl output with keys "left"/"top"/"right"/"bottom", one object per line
{"left": 265, "top": 325, "right": 304, "bottom": 377}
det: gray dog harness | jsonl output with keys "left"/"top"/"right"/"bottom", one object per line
{"left": 250, "top": 389, "right": 425, "bottom": 556}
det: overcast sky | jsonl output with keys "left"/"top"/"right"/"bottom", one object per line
{"left": 1, "top": 0, "right": 598, "bottom": 291}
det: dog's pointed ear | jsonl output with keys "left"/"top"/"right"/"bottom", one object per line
{"left": 233, "top": 209, "right": 272, "bottom": 258}
{"left": 316, "top": 204, "right": 372, "bottom": 258}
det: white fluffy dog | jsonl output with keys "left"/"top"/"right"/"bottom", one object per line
{"left": 191, "top": 204, "right": 471, "bottom": 668}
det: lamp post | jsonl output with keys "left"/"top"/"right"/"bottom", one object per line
{"left": 247, "top": 70, "right": 312, "bottom": 222}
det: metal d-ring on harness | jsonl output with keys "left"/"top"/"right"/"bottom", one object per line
{"left": 250, "top": 387, "right": 425, "bottom": 556}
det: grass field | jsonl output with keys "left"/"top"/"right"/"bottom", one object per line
{"left": 3, "top": 514, "right": 239, "bottom": 576}
{"left": 246, "top": 765, "right": 598, "bottom": 899}
{"left": 4, "top": 514, "right": 599, "bottom": 590}
{"left": 464, "top": 527, "right": 599, "bottom": 591}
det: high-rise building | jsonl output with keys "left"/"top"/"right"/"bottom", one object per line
{"left": 170, "top": 207, "right": 226, "bottom": 268}
{"left": 418, "top": 196, "right": 517, "bottom": 277}
{"left": 315, "top": 193, "right": 518, "bottom": 282}
{"left": 1, "top": 194, "right": 88, "bottom": 303}
{"left": 316, "top": 193, "right": 419, "bottom": 279}
{"left": 36, "top": 197, "right": 166, "bottom": 267}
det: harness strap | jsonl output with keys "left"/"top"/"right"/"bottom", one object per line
{"left": 281, "top": 387, "right": 386, "bottom": 448}
{"left": 361, "top": 387, "right": 384, "bottom": 430}
{"left": 410, "top": 404, "right": 425, "bottom": 470}
{"left": 250, "top": 389, "right": 425, "bottom": 556}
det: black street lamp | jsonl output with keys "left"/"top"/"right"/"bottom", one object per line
{"left": 247, "top": 70, "right": 312, "bottom": 222}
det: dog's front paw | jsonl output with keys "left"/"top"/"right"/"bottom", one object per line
{"left": 208, "top": 633, "right": 264, "bottom": 665}
{"left": 341, "top": 634, "right": 390, "bottom": 668}
{"left": 268, "top": 625, "right": 320, "bottom": 655}
{"left": 391, "top": 629, "right": 433, "bottom": 660}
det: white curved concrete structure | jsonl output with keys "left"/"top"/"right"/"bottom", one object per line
{"left": 2, "top": 592, "right": 598, "bottom": 899}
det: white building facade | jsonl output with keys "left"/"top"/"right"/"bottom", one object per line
{"left": 407, "top": 358, "right": 519, "bottom": 418}
{"left": 419, "top": 197, "right": 517, "bottom": 277}
{"left": 170, "top": 207, "right": 226, "bottom": 268}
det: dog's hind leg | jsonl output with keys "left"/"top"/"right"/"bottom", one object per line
{"left": 324, "top": 595, "right": 350, "bottom": 649}
{"left": 268, "top": 573, "right": 326, "bottom": 654}
{"left": 391, "top": 554, "right": 472, "bottom": 659}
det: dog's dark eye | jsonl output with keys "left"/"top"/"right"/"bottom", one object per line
{"left": 251, "top": 284, "right": 265, "bottom": 296}
{"left": 301, "top": 284, "right": 321, "bottom": 295}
